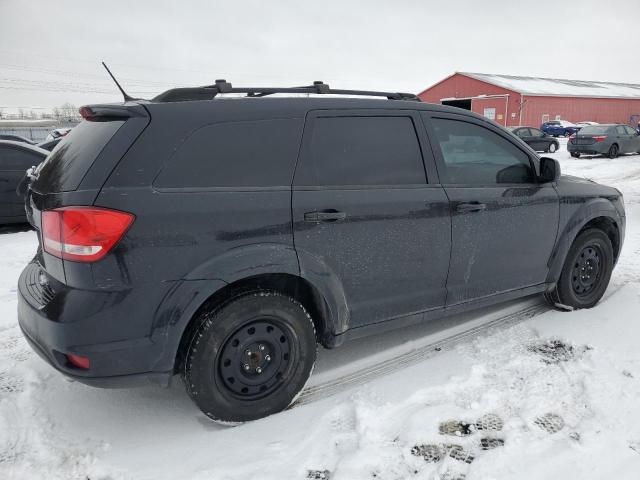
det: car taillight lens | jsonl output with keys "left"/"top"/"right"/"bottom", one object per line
{"left": 42, "top": 207, "right": 134, "bottom": 262}
{"left": 593, "top": 135, "right": 608, "bottom": 142}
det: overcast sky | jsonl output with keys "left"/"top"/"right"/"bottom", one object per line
{"left": 1, "top": 0, "right": 638, "bottom": 110}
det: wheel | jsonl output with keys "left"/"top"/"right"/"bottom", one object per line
{"left": 548, "top": 142, "right": 557, "bottom": 153}
{"left": 545, "top": 228, "right": 614, "bottom": 310}
{"left": 184, "top": 291, "right": 317, "bottom": 423}
{"left": 607, "top": 144, "right": 619, "bottom": 159}
{"left": 571, "top": 152, "right": 580, "bottom": 158}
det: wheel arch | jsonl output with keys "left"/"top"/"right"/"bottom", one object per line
{"left": 546, "top": 203, "right": 622, "bottom": 284}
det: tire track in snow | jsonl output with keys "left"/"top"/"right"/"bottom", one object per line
{"left": 296, "top": 302, "right": 551, "bottom": 405}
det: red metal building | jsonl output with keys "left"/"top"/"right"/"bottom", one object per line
{"left": 418, "top": 72, "right": 640, "bottom": 128}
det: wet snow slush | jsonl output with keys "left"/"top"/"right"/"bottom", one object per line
{"left": 2, "top": 139, "right": 640, "bottom": 479}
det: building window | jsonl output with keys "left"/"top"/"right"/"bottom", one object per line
{"left": 542, "top": 114, "right": 550, "bottom": 123}
{"left": 483, "top": 108, "right": 496, "bottom": 120}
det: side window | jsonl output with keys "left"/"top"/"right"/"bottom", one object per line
{"left": 154, "top": 118, "right": 303, "bottom": 188}
{"left": 516, "top": 128, "right": 530, "bottom": 137}
{"left": 429, "top": 117, "right": 534, "bottom": 185}
{"left": 0, "top": 147, "right": 42, "bottom": 170}
{"left": 296, "top": 116, "right": 426, "bottom": 186}
{"left": 616, "top": 125, "right": 627, "bottom": 135}
{"left": 624, "top": 126, "right": 637, "bottom": 135}
{"left": 530, "top": 128, "right": 544, "bottom": 137}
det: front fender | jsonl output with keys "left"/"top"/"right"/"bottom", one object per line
{"left": 546, "top": 197, "right": 624, "bottom": 284}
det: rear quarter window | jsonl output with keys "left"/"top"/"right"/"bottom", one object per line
{"left": 32, "top": 120, "right": 124, "bottom": 193}
{"left": 154, "top": 118, "right": 303, "bottom": 189}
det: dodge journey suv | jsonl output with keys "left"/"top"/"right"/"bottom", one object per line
{"left": 18, "top": 81, "right": 625, "bottom": 423}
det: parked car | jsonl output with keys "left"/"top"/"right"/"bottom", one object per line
{"left": 0, "top": 134, "right": 36, "bottom": 145}
{"left": 45, "top": 127, "right": 73, "bottom": 141}
{"left": 36, "top": 138, "right": 62, "bottom": 151}
{"left": 18, "top": 82, "right": 625, "bottom": 423}
{"left": 0, "top": 140, "right": 47, "bottom": 224}
{"left": 568, "top": 124, "right": 640, "bottom": 158}
{"left": 508, "top": 126, "right": 560, "bottom": 153}
{"left": 576, "top": 121, "right": 599, "bottom": 127}
{"left": 541, "top": 120, "right": 581, "bottom": 137}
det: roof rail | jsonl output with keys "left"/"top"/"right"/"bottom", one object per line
{"left": 151, "top": 80, "right": 421, "bottom": 103}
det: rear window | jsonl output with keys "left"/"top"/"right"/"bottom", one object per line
{"left": 579, "top": 126, "right": 613, "bottom": 135}
{"left": 32, "top": 120, "right": 124, "bottom": 193}
{"left": 154, "top": 118, "right": 303, "bottom": 189}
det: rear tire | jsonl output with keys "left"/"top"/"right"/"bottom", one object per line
{"left": 571, "top": 152, "right": 580, "bottom": 158}
{"left": 607, "top": 144, "right": 619, "bottom": 159}
{"left": 184, "top": 291, "right": 317, "bottom": 423}
{"left": 545, "top": 228, "right": 614, "bottom": 310}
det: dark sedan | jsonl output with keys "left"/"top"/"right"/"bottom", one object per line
{"left": 0, "top": 134, "right": 36, "bottom": 145}
{"left": 509, "top": 126, "right": 560, "bottom": 153}
{"left": 0, "top": 140, "right": 48, "bottom": 224}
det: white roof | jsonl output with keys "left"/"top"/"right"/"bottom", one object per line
{"left": 461, "top": 72, "right": 640, "bottom": 99}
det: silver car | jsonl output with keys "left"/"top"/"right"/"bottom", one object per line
{"left": 568, "top": 124, "right": 640, "bottom": 158}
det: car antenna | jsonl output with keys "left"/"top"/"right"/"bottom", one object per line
{"left": 101, "top": 61, "right": 136, "bottom": 102}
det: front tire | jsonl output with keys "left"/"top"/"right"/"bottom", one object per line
{"left": 548, "top": 142, "right": 557, "bottom": 153}
{"left": 545, "top": 228, "right": 614, "bottom": 310}
{"left": 184, "top": 291, "right": 317, "bottom": 423}
{"left": 570, "top": 152, "right": 580, "bottom": 158}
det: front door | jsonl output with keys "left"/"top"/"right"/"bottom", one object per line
{"left": 422, "top": 112, "right": 560, "bottom": 305}
{"left": 292, "top": 111, "right": 451, "bottom": 328}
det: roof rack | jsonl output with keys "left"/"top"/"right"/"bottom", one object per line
{"left": 152, "top": 80, "right": 421, "bottom": 103}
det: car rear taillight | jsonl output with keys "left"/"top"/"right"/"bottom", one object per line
{"left": 42, "top": 207, "right": 134, "bottom": 262}
{"left": 66, "top": 353, "right": 90, "bottom": 369}
{"left": 569, "top": 133, "right": 576, "bottom": 143}
{"left": 593, "top": 135, "right": 608, "bottom": 142}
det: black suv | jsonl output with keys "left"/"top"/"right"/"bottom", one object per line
{"left": 18, "top": 81, "right": 625, "bottom": 423}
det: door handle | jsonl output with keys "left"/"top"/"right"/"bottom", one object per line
{"left": 304, "top": 210, "right": 347, "bottom": 223}
{"left": 456, "top": 202, "right": 486, "bottom": 213}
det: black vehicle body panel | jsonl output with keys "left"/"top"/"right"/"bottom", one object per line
{"left": 17, "top": 97, "right": 626, "bottom": 386}
{"left": 0, "top": 141, "right": 48, "bottom": 224}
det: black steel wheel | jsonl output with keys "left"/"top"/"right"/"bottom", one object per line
{"left": 546, "top": 228, "right": 614, "bottom": 309}
{"left": 219, "top": 319, "right": 294, "bottom": 399}
{"left": 607, "top": 144, "right": 619, "bottom": 159}
{"left": 570, "top": 245, "right": 603, "bottom": 296}
{"left": 184, "top": 291, "right": 317, "bottom": 423}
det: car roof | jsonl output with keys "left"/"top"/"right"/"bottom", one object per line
{"left": 137, "top": 96, "right": 493, "bottom": 122}
{"left": 0, "top": 139, "right": 49, "bottom": 156}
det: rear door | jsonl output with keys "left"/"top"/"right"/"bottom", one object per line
{"left": 529, "top": 128, "right": 549, "bottom": 151}
{"left": 615, "top": 125, "right": 629, "bottom": 152}
{"left": 292, "top": 110, "right": 451, "bottom": 328}
{"left": 421, "top": 112, "right": 559, "bottom": 305}
{"left": 624, "top": 125, "right": 640, "bottom": 152}
{"left": 0, "top": 145, "right": 43, "bottom": 221}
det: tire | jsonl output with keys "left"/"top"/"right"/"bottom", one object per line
{"left": 184, "top": 291, "right": 317, "bottom": 423}
{"left": 548, "top": 142, "right": 557, "bottom": 153}
{"left": 571, "top": 152, "right": 580, "bottom": 158}
{"left": 607, "top": 144, "right": 619, "bottom": 159}
{"left": 545, "top": 228, "right": 614, "bottom": 310}
{"left": 564, "top": 131, "right": 571, "bottom": 137}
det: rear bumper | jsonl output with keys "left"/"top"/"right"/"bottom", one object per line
{"left": 567, "top": 142, "right": 609, "bottom": 155}
{"left": 17, "top": 261, "right": 174, "bottom": 388}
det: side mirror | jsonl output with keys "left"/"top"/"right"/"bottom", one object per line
{"left": 539, "top": 157, "right": 561, "bottom": 183}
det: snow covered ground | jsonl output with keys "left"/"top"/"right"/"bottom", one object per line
{"left": 2, "top": 139, "right": 640, "bottom": 480}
